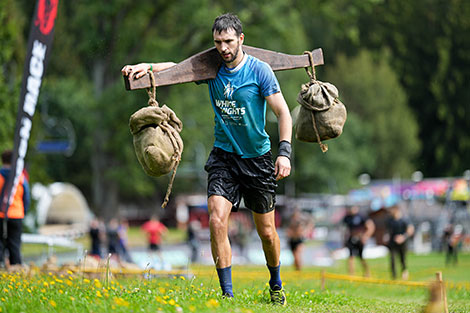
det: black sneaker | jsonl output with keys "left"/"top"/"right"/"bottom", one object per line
{"left": 269, "top": 286, "right": 286, "bottom": 306}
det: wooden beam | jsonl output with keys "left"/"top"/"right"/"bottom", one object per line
{"left": 123, "top": 45, "right": 324, "bottom": 90}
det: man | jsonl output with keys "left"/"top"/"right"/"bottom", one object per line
{"left": 384, "top": 204, "right": 414, "bottom": 280}
{"left": 342, "top": 205, "right": 375, "bottom": 277}
{"left": 122, "top": 13, "right": 292, "bottom": 305}
{"left": 0, "top": 150, "right": 30, "bottom": 267}
{"left": 286, "top": 209, "right": 313, "bottom": 271}
{"left": 141, "top": 215, "right": 168, "bottom": 256}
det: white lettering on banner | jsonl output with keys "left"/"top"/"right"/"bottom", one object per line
{"left": 5, "top": 40, "right": 47, "bottom": 209}
{"left": 23, "top": 40, "right": 46, "bottom": 117}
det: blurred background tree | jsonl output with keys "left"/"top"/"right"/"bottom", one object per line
{"left": 0, "top": 0, "right": 468, "bottom": 218}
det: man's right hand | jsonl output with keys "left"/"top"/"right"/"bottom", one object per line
{"left": 121, "top": 63, "right": 150, "bottom": 79}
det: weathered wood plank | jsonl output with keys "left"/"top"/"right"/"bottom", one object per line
{"left": 123, "top": 45, "right": 323, "bottom": 90}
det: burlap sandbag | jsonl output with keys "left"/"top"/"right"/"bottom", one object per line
{"left": 295, "top": 80, "right": 347, "bottom": 152}
{"left": 129, "top": 105, "right": 183, "bottom": 177}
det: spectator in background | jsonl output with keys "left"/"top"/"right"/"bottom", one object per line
{"left": 89, "top": 217, "right": 106, "bottom": 259}
{"left": 142, "top": 215, "right": 168, "bottom": 258}
{"left": 384, "top": 205, "right": 414, "bottom": 280}
{"left": 286, "top": 209, "right": 313, "bottom": 271}
{"left": 442, "top": 223, "right": 462, "bottom": 266}
{"left": 342, "top": 205, "right": 375, "bottom": 277}
{"left": 118, "top": 218, "right": 133, "bottom": 263}
{"left": 107, "top": 218, "right": 122, "bottom": 260}
{"left": 0, "top": 150, "right": 30, "bottom": 268}
{"left": 187, "top": 219, "right": 202, "bottom": 263}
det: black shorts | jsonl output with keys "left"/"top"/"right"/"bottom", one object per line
{"left": 289, "top": 238, "right": 305, "bottom": 251}
{"left": 149, "top": 243, "right": 160, "bottom": 251}
{"left": 346, "top": 236, "right": 364, "bottom": 258}
{"left": 204, "top": 147, "right": 277, "bottom": 214}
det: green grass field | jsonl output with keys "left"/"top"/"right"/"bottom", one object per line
{"left": 1, "top": 253, "right": 469, "bottom": 312}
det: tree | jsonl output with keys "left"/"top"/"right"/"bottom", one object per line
{"left": 0, "top": 0, "right": 26, "bottom": 153}
{"left": 358, "top": 0, "right": 470, "bottom": 177}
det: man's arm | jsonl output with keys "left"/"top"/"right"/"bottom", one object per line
{"left": 266, "top": 92, "right": 292, "bottom": 180}
{"left": 121, "top": 62, "right": 177, "bottom": 79}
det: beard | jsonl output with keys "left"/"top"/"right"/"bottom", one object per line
{"left": 221, "top": 41, "right": 241, "bottom": 64}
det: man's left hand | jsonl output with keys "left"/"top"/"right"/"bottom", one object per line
{"left": 275, "top": 156, "right": 291, "bottom": 180}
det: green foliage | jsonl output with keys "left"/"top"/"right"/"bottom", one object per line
{"left": 2, "top": 0, "right": 468, "bottom": 216}
{"left": 324, "top": 50, "right": 420, "bottom": 179}
{"left": 358, "top": 0, "right": 470, "bottom": 177}
{"left": 1, "top": 253, "right": 470, "bottom": 312}
{"left": 0, "top": 0, "right": 25, "bottom": 153}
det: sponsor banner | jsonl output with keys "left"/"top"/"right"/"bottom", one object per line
{"left": 1, "top": 0, "right": 59, "bottom": 218}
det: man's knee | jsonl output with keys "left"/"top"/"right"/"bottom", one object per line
{"left": 209, "top": 214, "right": 227, "bottom": 232}
{"left": 258, "top": 226, "right": 277, "bottom": 243}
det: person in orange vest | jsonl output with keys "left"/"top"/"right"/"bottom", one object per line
{"left": 0, "top": 150, "right": 30, "bottom": 267}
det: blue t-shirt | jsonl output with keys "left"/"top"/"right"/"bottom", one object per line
{"left": 203, "top": 54, "right": 281, "bottom": 158}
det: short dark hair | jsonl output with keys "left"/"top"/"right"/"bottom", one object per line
{"left": 1, "top": 150, "right": 12, "bottom": 164}
{"left": 212, "top": 13, "right": 243, "bottom": 36}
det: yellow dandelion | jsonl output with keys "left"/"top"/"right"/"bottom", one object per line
{"left": 27, "top": 288, "right": 31, "bottom": 293}
{"left": 94, "top": 279, "right": 102, "bottom": 288}
{"left": 83, "top": 278, "right": 90, "bottom": 284}
{"left": 168, "top": 299, "right": 176, "bottom": 306}
{"left": 159, "top": 287, "right": 166, "bottom": 294}
{"left": 43, "top": 282, "right": 49, "bottom": 287}
{"left": 180, "top": 276, "right": 185, "bottom": 281}
{"left": 114, "top": 297, "right": 129, "bottom": 307}
{"left": 41, "top": 289, "right": 46, "bottom": 293}
{"left": 8, "top": 285, "right": 13, "bottom": 290}
{"left": 49, "top": 300, "right": 57, "bottom": 307}
{"left": 3, "top": 289, "right": 8, "bottom": 293}
{"left": 67, "top": 270, "right": 73, "bottom": 275}
{"left": 1, "top": 298, "right": 6, "bottom": 302}
{"left": 96, "top": 290, "right": 103, "bottom": 298}
{"left": 70, "top": 297, "right": 75, "bottom": 301}
{"left": 55, "top": 279, "right": 63, "bottom": 283}
{"left": 206, "top": 298, "right": 219, "bottom": 308}
{"left": 59, "top": 290, "right": 64, "bottom": 294}
{"left": 66, "top": 280, "right": 73, "bottom": 286}
{"left": 163, "top": 295, "right": 169, "bottom": 300}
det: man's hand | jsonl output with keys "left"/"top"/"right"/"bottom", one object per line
{"left": 394, "top": 234, "right": 406, "bottom": 244}
{"left": 275, "top": 155, "right": 291, "bottom": 180}
{"left": 121, "top": 63, "right": 150, "bottom": 79}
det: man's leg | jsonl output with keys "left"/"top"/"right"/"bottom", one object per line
{"left": 7, "top": 219, "right": 22, "bottom": 265}
{"left": 0, "top": 219, "right": 4, "bottom": 267}
{"left": 389, "top": 246, "right": 397, "bottom": 279}
{"left": 399, "top": 244, "right": 408, "bottom": 280}
{"left": 253, "top": 210, "right": 286, "bottom": 305}
{"left": 208, "top": 195, "right": 233, "bottom": 296}
{"left": 252, "top": 211, "right": 281, "bottom": 287}
{"left": 348, "top": 256, "right": 355, "bottom": 275}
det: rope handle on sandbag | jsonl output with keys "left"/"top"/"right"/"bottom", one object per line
{"left": 303, "top": 51, "right": 328, "bottom": 152}
{"left": 147, "top": 70, "right": 159, "bottom": 107}
{"left": 303, "top": 51, "right": 317, "bottom": 82}
{"left": 146, "top": 70, "right": 182, "bottom": 208}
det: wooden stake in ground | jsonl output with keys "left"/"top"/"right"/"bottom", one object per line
{"left": 123, "top": 46, "right": 324, "bottom": 90}
{"left": 321, "top": 269, "right": 326, "bottom": 290}
{"left": 420, "top": 272, "right": 450, "bottom": 313}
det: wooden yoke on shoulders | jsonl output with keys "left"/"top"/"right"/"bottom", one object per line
{"left": 123, "top": 46, "right": 324, "bottom": 90}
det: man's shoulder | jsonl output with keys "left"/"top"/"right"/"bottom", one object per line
{"left": 245, "top": 54, "right": 272, "bottom": 71}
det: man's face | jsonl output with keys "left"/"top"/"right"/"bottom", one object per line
{"left": 213, "top": 28, "right": 244, "bottom": 65}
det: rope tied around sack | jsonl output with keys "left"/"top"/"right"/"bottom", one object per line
{"left": 303, "top": 51, "right": 328, "bottom": 152}
{"left": 147, "top": 70, "right": 182, "bottom": 208}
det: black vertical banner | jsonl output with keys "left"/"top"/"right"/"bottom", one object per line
{"left": 1, "top": 0, "right": 59, "bottom": 220}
